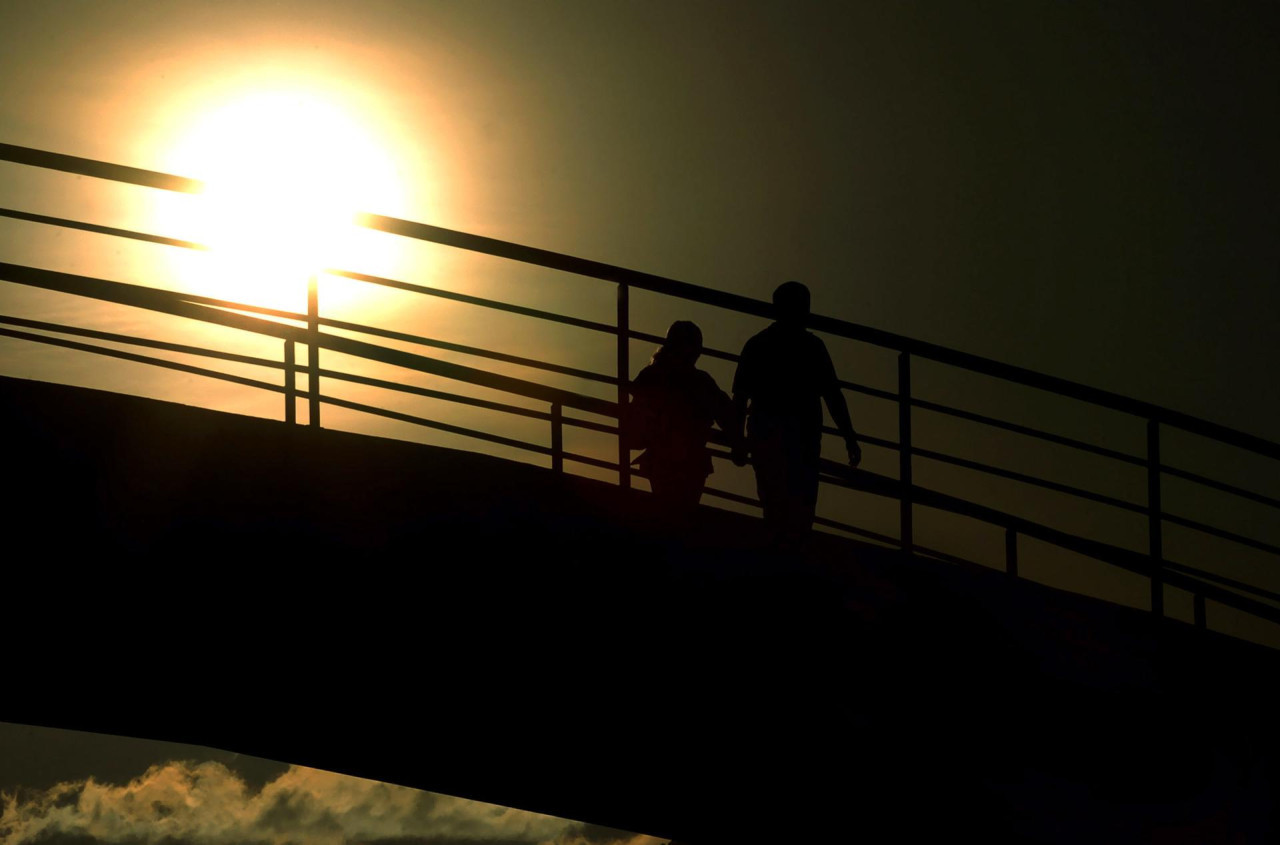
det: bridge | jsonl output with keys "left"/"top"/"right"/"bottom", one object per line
{"left": 2, "top": 142, "right": 1279, "bottom": 842}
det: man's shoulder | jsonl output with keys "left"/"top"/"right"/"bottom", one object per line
{"left": 737, "top": 329, "right": 771, "bottom": 363}
{"left": 801, "top": 329, "right": 832, "bottom": 356}
{"left": 746, "top": 324, "right": 829, "bottom": 351}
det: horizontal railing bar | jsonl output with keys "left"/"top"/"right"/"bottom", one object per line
{"left": 840, "top": 381, "right": 901, "bottom": 403}
{"left": 318, "top": 393, "right": 553, "bottom": 457}
{"left": 3, "top": 140, "right": 1275, "bottom": 459}
{"left": 911, "top": 396, "right": 1147, "bottom": 467}
{"left": 358, "top": 211, "right": 780, "bottom": 320}
{"left": 1164, "top": 562, "right": 1280, "bottom": 605}
{"left": 817, "top": 465, "right": 1280, "bottom": 623}
{"left": 1161, "top": 512, "right": 1280, "bottom": 558}
{"left": 561, "top": 451, "right": 619, "bottom": 472}
{"left": 175, "top": 292, "right": 307, "bottom": 322}
{"left": 318, "top": 314, "right": 617, "bottom": 386}
{"left": 326, "top": 269, "right": 618, "bottom": 336}
{"left": 317, "top": 368, "right": 553, "bottom": 422}
{"left": 1161, "top": 464, "right": 1280, "bottom": 512}
{"left": 911, "top": 542, "right": 984, "bottom": 569}
{"left": 822, "top": 426, "right": 897, "bottom": 451}
{"left": 0, "top": 142, "right": 204, "bottom": 193}
{"left": 817, "top": 465, "right": 1157, "bottom": 577}
{"left": 0, "top": 261, "right": 618, "bottom": 418}
{"left": 561, "top": 415, "right": 618, "bottom": 435}
{"left": 911, "top": 445, "right": 1148, "bottom": 515}
{"left": 1159, "top": 567, "right": 1280, "bottom": 625}
{"left": 698, "top": 482, "right": 914, "bottom": 550}
{"left": 812, "top": 516, "right": 902, "bottom": 548}
{"left": 699, "top": 486, "right": 758, "bottom": 508}
{"left": 0, "top": 314, "right": 284, "bottom": 370}
{"left": 0, "top": 326, "right": 285, "bottom": 396}
{"left": 0, "top": 208, "right": 210, "bottom": 251}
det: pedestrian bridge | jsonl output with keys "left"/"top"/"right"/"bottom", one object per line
{"left": 2, "top": 142, "right": 1279, "bottom": 842}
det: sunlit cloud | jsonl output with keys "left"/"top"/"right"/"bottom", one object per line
{"left": 0, "top": 761, "right": 662, "bottom": 845}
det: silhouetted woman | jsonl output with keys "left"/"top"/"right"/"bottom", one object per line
{"left": 628, "top": 321, "right": 735, "bottom": 517}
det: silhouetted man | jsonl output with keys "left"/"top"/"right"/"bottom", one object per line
{"left": 732, "top": 281, "right": 861, "bottom": 545}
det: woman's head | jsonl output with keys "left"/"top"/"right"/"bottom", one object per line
{"left": 653, "top": 320, "right": 702, "bottom": 366}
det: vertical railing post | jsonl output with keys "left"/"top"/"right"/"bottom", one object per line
{"left": 307, "top": 274, "right": 320, "bottom": 428}
{"left": 551, "top": 402, "right": 563, "bottom": 473}
{"left": 1005, "top": 528, "right": 1018, "bottom": 577}
{"left": 1147, "top": 419, "right": 1163, "bottom": 616}
{"left": 898, "top": 352, "right": 913, "bottom": 554}
{"left": 284, "top": 339, "right": 296, "bottom": 425}
{"left": 617, "top": 281, "right": 630, "bottom": 489}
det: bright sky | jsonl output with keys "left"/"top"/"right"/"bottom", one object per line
{"left": 1, "top": 1, "right": 1274, "bottom": 431}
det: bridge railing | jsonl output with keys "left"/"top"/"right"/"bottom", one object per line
{"left": 2, "top": 142, "right": 1277, "bottom": 642}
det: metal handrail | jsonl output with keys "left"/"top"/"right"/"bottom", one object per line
{"left": 2, "top": 140, "right": 1274, "bottom": 458}
{"left": 2, "top": 141, "right": 1278, "bottom": 638}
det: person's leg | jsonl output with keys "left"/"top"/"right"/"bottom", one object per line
{"left": 750, "top": 432, "right": 788, "bottom": 541}
{"left": 650, "top": 467, "right": 704, "bottom": 527}
{"left": 778, "top": 433, "right": 822, "bottom": 546}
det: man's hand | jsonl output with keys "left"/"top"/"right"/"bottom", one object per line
{"left": 846, "top": 438, "right": 862, "bottom": 469}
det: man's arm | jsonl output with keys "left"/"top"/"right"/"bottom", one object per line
{"left": 823, "top": 385, "right": 862, "bottom": 468}
{"left": 729, "top": 343, "right": 753, "bottom": 466}
{"left": 730, "top": 392, "right": 750, "bottom": 465}
{"left": 816, "top": 339, "right": 861, "bottom": 468}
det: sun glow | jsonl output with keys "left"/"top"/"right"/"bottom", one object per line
{"left": 155, "top": 88, "right": 408, "bottom": 312}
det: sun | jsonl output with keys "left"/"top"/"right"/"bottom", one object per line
{"left": 154, "top": 88, "right": 407, "bottom": 313}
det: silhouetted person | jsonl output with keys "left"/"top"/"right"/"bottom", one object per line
{"left": 732, "top": 281, "right": 861, "bottom": 545}
{"left": 628, "top": 321, "right": 735, "bottom": 521}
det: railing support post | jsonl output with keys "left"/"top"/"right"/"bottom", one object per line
{"left": 898, "top": 352, "right": 913, "bottom": 554}
{"left": 551, "top": 402, "right": 563, "bottom": 473}
{"left": 617, "top": 281, "right": 630, "bottom": 489}
{"left": 1148, "top": 419, "right": 1163, "bottom": 616}
{"left": 284, "top": 339, "right": 296, "bottom": 425}
{"left": 1005, "top": 528, "right": 1018, "bottom": 577}
{"left": 308, "top": 274, "right": 320, "bottom": 428}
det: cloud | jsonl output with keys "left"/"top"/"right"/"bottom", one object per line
{"left": 0, "top": 762, "right": 663, "bottom": 845}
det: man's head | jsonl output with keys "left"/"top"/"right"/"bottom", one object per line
{"left": 773, "top": 281, "right": 810, "bottom": 328}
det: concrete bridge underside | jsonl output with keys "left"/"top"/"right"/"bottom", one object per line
{"left": 2, "top": 376, "right": 1277, "bottom": 843}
